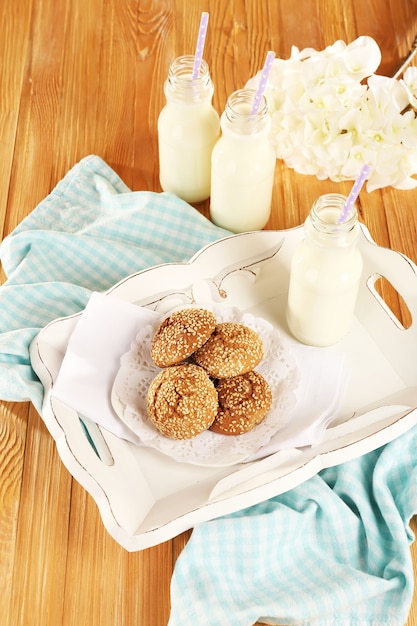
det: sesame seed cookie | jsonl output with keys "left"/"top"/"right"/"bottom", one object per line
{"left": 193, "top": 322, "right": 264, "bottom": 378}
{"left": 210, "top": 370, "right": 272, "bottom": 435}
{"left": 150, "top": 307, "right": 216, "bottom": 368}
{"left": 146, "top": 363, "right": 218, "bottom": 440}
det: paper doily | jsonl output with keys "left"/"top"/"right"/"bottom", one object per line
{"left": 111, "top": 306, "right": 300, "bottom": 466}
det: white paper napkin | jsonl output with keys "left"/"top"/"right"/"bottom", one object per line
{"left": 52, "top": 292, "right": 160, "bottom": 444}
{"left": 52, "top": 292, "right": 348, "bottom": 454}
{"left": 248, "top": 345, "right": 347, "bottom": 460}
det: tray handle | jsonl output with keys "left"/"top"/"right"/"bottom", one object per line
{"left": 358, "top": 227, "right": 417, "bottom": 385}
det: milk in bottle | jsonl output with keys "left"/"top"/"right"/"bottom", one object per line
{"left": 158, "top": 55, "right": 220, "bottom": 203}
{"left": 210, "top": 89, "right": 276, "bottom": 232}
{"left": 286, "top": 193, "right": 363, "bottom": 347}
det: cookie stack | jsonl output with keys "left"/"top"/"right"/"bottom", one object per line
{"left": 146, "top": 307, "right": 272, "bottom": 440}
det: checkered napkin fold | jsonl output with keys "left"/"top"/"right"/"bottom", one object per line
{"left": 1, "top": 155, "right": 417, "bottom": 626}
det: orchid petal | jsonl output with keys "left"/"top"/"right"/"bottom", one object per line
{"left": 343, "top": 36, "right": 382, "bottom": 78}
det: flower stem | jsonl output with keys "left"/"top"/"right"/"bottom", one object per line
{"left": 392, "top": 34, "right": 417, "bottom": 79}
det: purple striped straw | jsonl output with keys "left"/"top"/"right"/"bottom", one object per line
{"left": 337, "top": 163, "right": 371, "bottom": 224}
{"left": 192, "top": 12, "right": 209, "bottom": 80}
{"left": 250, "top": 50, "right": 276, "bottom": 115}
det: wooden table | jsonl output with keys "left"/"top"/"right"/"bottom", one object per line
{"left": 1, "top": 1, "right": 417, "bottom": 624}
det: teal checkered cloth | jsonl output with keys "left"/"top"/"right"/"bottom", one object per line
{"left": 0, "top": 155, "right": 230, "bottom": 411}
{"left": 1, "top": 155, "right": 417, "bottom": 626}
{"left": 169, "top": 430, "right": 417, "bottom": 625}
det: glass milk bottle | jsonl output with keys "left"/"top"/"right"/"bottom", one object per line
{"left": 286, "top": 193, "right": 363, "bottom": 347}
{"left": 157, "top": 55, "right": 220, "bottom": 203}
{"left": 210, "top": 89, "right": 276, "bottom": 233}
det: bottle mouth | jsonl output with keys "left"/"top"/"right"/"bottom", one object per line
{"left": 308, "top": 193, "right": 359, "bottom": 245}
{"left": 165, "top": 55, "right": 213, "bottom": 102}
{"left": 224, "top": 89, "right": 270, "bottom": 134}
{"left": 169, "top": 55, "right": 209, "bottom": 81}
{"left": 311, "top": 194, "right": 358, "bottom": 231}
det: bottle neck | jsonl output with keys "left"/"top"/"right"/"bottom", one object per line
{"left": 221, "top": 89, "right": 271, "bottom": 136}
{"left": 305, "top": 193, "right": 360, "bottom": 249}
{"left": 164, "top": 55, "right": 214, "bottom": 104}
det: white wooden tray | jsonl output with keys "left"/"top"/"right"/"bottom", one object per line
{"left": 30, "top": 225, "right": 417, "bottom": 551}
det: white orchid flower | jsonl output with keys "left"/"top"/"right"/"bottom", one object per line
{"left": 245, "top": 36, "right": 417, "bottom": 190}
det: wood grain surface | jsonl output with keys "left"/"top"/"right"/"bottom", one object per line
{"left": 1, "top": 1, "right": 417, "bottom": 624}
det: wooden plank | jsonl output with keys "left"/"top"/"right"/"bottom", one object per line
{"left": 0, "top": 402, "right": 28, "bottom": 626}
{"left": 61, "top": 482, "right": 172, "bottom": 626}
{"left": 8, "top": 407, "right": 72, "bottom": 626}
{"left": 0, "top": 0, "right": 34, "bottom": 239}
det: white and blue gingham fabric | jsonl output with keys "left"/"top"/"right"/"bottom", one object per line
{"left": 0, "top": 155, "right": 230, "bottom": 411}
{"left": 1, "top": 155, "right": 417, "bottom": 626}
{"left": 169, "top": 428, "right": 417, "bottom": 625}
